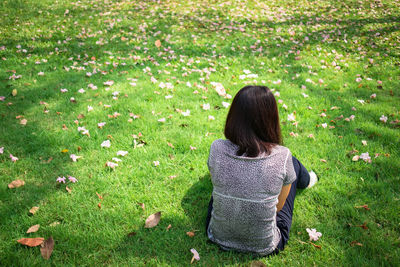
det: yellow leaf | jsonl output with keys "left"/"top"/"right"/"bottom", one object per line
{"left": 61, "top": 149, "right": 69, "bottom": 153}
{"left": 29, "top": 206, "right": 39, "bottom": 215}
{"left": 12, "top": 89, "right": 17, "bottom": 96}
{"left": 17, "top": 237, "right": 44, "bottom": 247}
{"left": 26, "top": 224, "right": 40, "bottom": 233}
{"left": 8, "top": 179, "right": 25, "bottom": 189}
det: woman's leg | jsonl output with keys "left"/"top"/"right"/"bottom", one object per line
{"left": 275, "top": 156, "right": 310, "bottom": 250}
{"left": 293, "top": 156, "right": 311, "bottom": 189}
{"left": 205, "top": 196, "right": 213, "bottom": 233}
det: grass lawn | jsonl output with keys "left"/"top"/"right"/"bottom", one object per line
{"left": 0, "top": 0, "right": 399, "bottom": 265}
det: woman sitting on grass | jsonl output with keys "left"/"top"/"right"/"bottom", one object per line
{"left": 206, "top": 85, "right": 318, "bottom": 256}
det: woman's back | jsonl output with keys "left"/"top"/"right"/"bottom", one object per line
{"left": 207, "top": 139, "right": 296, "bottom": 255}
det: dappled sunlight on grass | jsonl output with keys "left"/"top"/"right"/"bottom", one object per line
{"left": 0, "top": 0, "right": 399, "bottom": 265}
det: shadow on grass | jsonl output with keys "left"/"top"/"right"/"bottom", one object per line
{"left": 108, "top": 174, "right": 274, "bottom": 265}
{"left": 0, "top": 0, "right": 399, "bottom": 265}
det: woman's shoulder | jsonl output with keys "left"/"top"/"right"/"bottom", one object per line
{"left": 210, "top": 139, "right": 235, "bottom": 152}
{"left": 271, "top": 144, "right": 291, "bottom": 154}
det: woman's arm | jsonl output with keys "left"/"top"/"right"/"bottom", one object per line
{"left": 276, "top": 184, "right": 292, "bottom": 212}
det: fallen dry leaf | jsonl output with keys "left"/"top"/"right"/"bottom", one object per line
{"left": 355, "top": 204, "right": 370, "bottom": 210}
{"left": 49, "top": 221, "right": 60, "bottom": 227}
{"left": 8, "top": 179, "right": 25, "bottom": 189}
{"left": 356, "top": 222, "right": 368, "bottom": 230}
{"left": 320, "top": 159, "right": 327, "bottom": 163}
{"left": 20, "top": 119, "right": 27, "bottom": 125}
{"left": 17, "top": 237, "right": 44, "bottom": 247}
{"left": 310, "top": 241, "right": 322, "bottom": 249}
{"left": 155, "top": 40, "right": 161, "bottom": 48}
{"left": 145, "top": 212, "right": 161, "bottom": 228}
{"left": 127, "top": 232, "right": 136, "bottom": 237}
{"left": 12, "top": 89, "right": 17, "bottom": 96}
{"left": 29, "top": 206, "right": 39, "bottom": 215}
{"left": 352, "top": 155, "right": 360, "bottom": 161}
{"left": 98, "top": 203, "right": 101, "bottom": 209}
{"left": 61, "top": 149, "right": 69, "bottom": 153}
{"left": 40, "top": 237, "right": 54, "bottom": 260}
{"left": 166, "top": 224, "right": 172, "bottom": 231}
{"left": 137, "top": 202, "right": 145, "bottom": 210}
{"left": 250, "top": 261, "right": 267, "bottom": 267}
{"left": 66, "top": 186, "right": 72, "bottom": 193}
{"left": 186, "top": 231, "right": 195, "bottom": 237}
{"left": 167, "top": 142, "right": 174, "bottom": 148}
{"left": 26, "top": 224, "right": 40, "bottom": 233}
{"left": 350, "top": 241, "right": 363, "bottom": 247}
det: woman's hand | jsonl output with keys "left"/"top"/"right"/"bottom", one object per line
{"left": 277, "top": 184, "right": 291, "bottom": 212}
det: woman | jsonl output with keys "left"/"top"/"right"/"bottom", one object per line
{"left": 206, "top": 85, "right": 317, "bottom": 256}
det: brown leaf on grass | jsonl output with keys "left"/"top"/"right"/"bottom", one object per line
{"left": 166, "top": 224, "right": 172, "bottom": 231}
{"left": 61, "top": 149, "right": 69, "bottom": 153}
{"left": 98, "top": 203, "right": 101, "bottom": 209}
{"left": 250, "top": 261, "right": 267, "bottom": 267}
{"left": 66, "top": 186, "right": 72, "bottom": 193}
{"left": 127, "top": 232, "right": 136, "bottom": 237}
{"left": 356, "top": 222, "right": 368, "bottom": 230}
{"left": 145, "top": 212, "right": 161, "bottom": 228}
{"left": 155, "top": 40, "right": 161, "bottom": 48}
{"left": 29, "top": 206, "right": 39, "bottom": 215}
{"left": 20, "top": 119, "right": 27, "bottom": 125}
{"left": 186, "top": 231, "right": 195, "bottom": 237}
{"left": 40, "top": 237, "right": 54, "bottom": 259}
{"left": 310, "top": 242, "right": 322, "bottom": 249}
{"left": 26, "top": 224, "right": 40, "bottom": 233}
{"left": 12, "top": 89, "right": 18, "bottom": 96}
{"left": 167, "top": 142, "right": 174, "bottom": 148}
{"left": 8, "top": 179, "right": 25, "bottom": 189}
{"left": 350, "top": 241, "right": 363, "bottom": 247}
{"left": 137, "top": 202, "right": 145, "bottom": 210}
{"left": 320, "top": 159, "right": 327, "bottom": 163}
{"left": 355, "top": 205, "right": 370, "bottom": 210}
{"left": 17, "top": 237, "right": 44, "bottom": 247}
{"left": 62, "top": 124, "right": 68, "bottom": 130}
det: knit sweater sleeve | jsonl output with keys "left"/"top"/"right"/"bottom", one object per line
{"left": 283, "top": 149, "right": 297, "bottom": 185}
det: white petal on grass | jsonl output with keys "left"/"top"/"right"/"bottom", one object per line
{"left": 306, "top": 228, "right": 322, "bottom": 241}
{"left": 222, "top": 102, "right": 230, "bottom": 108}
{"left": 101, "top": 140, "right": 111, "bottom": 148}
{"left": 202, "top": 103, "right": 210, "bottom": 110}
{"left": 287, "top": 113, "right": 296, "bottom": 121}
{"left": 190, "top": 248, "right": 200, "bottom": 263}
{"left": 181, "top": 110, "right": 190, "bottom": 116}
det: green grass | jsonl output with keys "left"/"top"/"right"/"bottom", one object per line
{"left": 0, "top": 0, "right": 399, "bottom": 266}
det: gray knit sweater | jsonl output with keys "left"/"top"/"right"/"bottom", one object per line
{"left": 207, "top": 139, "right": 297, "bottom": 255}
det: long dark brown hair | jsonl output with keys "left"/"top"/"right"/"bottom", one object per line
{"left": 224, "top": 85, "right": 282, "bottom": 157}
